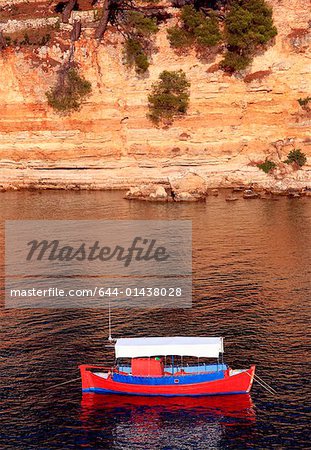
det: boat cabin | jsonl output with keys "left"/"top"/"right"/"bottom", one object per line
{"left": 114, "top": 337, "right": 227, "bottom": 378}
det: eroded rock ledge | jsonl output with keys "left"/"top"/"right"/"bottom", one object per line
{"left": 0, "top": 158, "right": 310, "bottom": 194}
{"left": 125, "top": 173, "right": 208, "bottom": 201}
{"left": 124, "top": 170, "right": 311, "bottom": 201}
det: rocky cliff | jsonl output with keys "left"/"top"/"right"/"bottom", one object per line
{"left": 0, "top": 0, "right": 310, "bottom": 190}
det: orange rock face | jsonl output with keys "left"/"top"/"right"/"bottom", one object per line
{"left": 0, "top": 0, "right": 310, "bottom": 190}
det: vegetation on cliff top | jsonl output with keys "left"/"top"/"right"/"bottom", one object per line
{"left": 167, "top": 0, "right": 277, "bottom": 72}
{"left": 148, "top": 70, "right": 190, "bottom": 125}
{"left": 54, "top": 0, "right": 277, "bottom": 74}
{"left": 1, "top": 22, "right": 59, "bottom": 49}
{"left": 221, "top": 0, "right": 277, "bottom": 72}
{"left": 167, "top": 5, "right": 221, "bottom": 51}
{"left": 0, "top": 0, "right": 277, "bottom": 74}
{"left": 92, "top": 0, "right": 160, "bottom": 72}
{"left": 0, "top": 0, "right": 278, "bottom": 119}
{"left": 46, "top": 66, "right": 92, "bottom": 113}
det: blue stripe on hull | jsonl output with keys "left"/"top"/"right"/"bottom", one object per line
{"left": 112, "top": 371, "right": 225, "bottom": 385}
{"left": 82, "top": 388, "right": 248, "bottom": 397}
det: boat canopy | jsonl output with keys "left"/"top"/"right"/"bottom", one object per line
{"left": 115, "top": 337, "right": 224, "bottom": 359}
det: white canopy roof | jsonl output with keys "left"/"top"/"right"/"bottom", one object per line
{"left": 115, "top": 337, "right": 224, "bottom": 359}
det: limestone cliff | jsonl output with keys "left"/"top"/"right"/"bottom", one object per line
{"left": 0, "top": 0, "right": 310, "bottom": 190}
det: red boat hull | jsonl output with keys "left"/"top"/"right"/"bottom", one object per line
{"left": 79, "top": 365, "right": 255, "bottom": 397}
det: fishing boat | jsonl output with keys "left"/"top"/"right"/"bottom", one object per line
{"left": 79, "top": 337, "right": 255, "bottom": 397}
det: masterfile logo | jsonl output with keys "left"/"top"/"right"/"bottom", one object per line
{"left": 26, "top": 237, "right": 170, "bottom": 267}
{"left": 5, "top": 220, "right": 192, "bottom": 308}
{"left": 6, "top": 220, "right": 191, "bottom": 276}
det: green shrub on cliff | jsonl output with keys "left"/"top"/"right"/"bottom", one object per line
{"left": 123, "top": 12, "right": 158, "bottom": 73}
{"left": 168, "top": 1, "right": 276, "bottom": 71}
{"left": 220, "top": 51, "right": 251, "bottom": 72}
{"left": 225, "top": 0, "right": 277, "bottom": 50}
{"left": 167, "top": 26, "right": 192, "bottom": 49}
{"left": 257, "top": 159, "right": 276, "bottom": 174}
{"left": 221, "top": 0, "right": 277, "bottom": 72}
{"left": 284, "top": 149, "right": 307, "bottom": 167}
{"left": 124, "top": 38, "right": 150, "bottom": 73}
{"left": 124, "top": 11, "right": 158, "bottom": 37}
{"left": 46, "top": 67, "right": 92, "bottom": 113}
{"left": 148, "top": 70, "right": 190, "bottom": 125}
{"left": 167, "top": 5, "right": 221, "bottom": 51}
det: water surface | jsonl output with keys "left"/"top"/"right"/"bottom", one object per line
{"left": 0, "top": 190, "right": 310, "bottom": 449}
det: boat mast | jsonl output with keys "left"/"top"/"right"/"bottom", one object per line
{"left": 108, "top": 297, "right": 113, "bottom": 342}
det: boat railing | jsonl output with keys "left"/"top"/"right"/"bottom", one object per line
{"left": 116, "top": 362, "right": 227, "bottom": 377}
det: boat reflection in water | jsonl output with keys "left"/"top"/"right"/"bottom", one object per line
{"left": 80, "top": 393, "right": 256, "bottom": 449}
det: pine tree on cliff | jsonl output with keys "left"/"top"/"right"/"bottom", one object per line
{"left": 92, "top": 0, "right": 231, "bottom": 71}
{"left": 60, "top": 0, "right": 158, "bottom": 40}
{"left": 221, "top": 0, "right": 277, "bottom": 71}
{"left": 95, "top": 0, "right": 112, "bottom": 39}
{"left": 94, "top": 0, "right": 162, "bottom": 40}
{"left": 95, "top": 0, "right": 159, "bottom": 72}
{"left": 59, "top": 0, "right": 159, "bottom": 72}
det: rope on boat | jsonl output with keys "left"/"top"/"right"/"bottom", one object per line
{"left": 254, "top": 377, "right": 276, "bottom": 395}
{"left": 247, "top": 372, "right": 276, "bottom": 395}
{"left": 46, "top": 377, "right": 81, "bottom": 390}
{"left": 254, "top": 374, "right": 277, "bottom": 394}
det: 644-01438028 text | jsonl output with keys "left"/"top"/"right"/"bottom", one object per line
{"left": 9, "top": 286, "right": 183, "bottom": 298}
